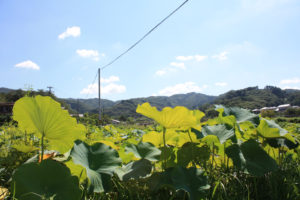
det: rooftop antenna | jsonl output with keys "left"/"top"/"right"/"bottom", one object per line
{"left": 47, "top": 86, "right": 53, "bottom": 94}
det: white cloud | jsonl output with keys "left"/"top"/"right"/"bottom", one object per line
{"left": 194, "top": 55, "right": 208, "bottom": 61}
{"left": 15, "top": 60, "right": 40, "bottom": 70}
{"left": 157, "top": 82, "right": 207, "bottom": 96}
{"left": 76, "top": 49, "right": 104, "bottom": 61}
{"left": 280, "top": 86, "right": 300, "bottom": 90}
{"left": 58, "top": 26, "right": 81, "bottom": 39}
{"left": 176, "top": 55, "right": 194, "bottom": 61}
{"left": 176, "top": 55, "right": 207, "bottom": 62}
{"left": 101, "top": 76, "right": 120, "bottom": 84}
{"left": 155, "top": 70, "right": 167, "bottom": 76}
{"left": 170, "top": 62, "right": 186, "bottom": 70}
{"left": 241, "top": 0, "right": 294, "bottom": 13}
{"left": 212, "top": 51, "right": 229, "bottom": 61}
{"left": 280, "top": 78, "right": 300, "bottom": 84}
{"left": 80, "top": 83, "right": 126, "bottom": 95}
{"left": 102, "top": 83, "right": 126, "bottom": 94}
{"left": 215, "top": 82, "right": 228, "bottom": 87}
{"left": 80, "top": 76, "right": 126, "bottom": 95}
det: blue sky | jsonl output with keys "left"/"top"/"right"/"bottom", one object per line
{"left": 0, "top": 0, "right": 300, "bottom": 100}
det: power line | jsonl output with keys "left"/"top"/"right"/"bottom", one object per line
{"left": 85, "top": 70, "right": 99, "bottom": 99}
{"left": 100, "top": 0, "right": 189, "bottom": 70}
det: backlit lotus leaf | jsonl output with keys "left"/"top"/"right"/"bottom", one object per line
{"left": 142, "top": 130, "right": 177, "bottom": 147}
{"left": 136, "top": 103, "right": 197, "bottom": 129}
{"left": 13, "top": 96, "right": 86, "bottom": 153}
{"left": 257, "top": 119, "right": 295, "bottom": 143}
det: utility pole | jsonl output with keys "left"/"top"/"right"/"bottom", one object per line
{"left": 47, "top": 86, "right": 53, "bottom": 94}
{"left": 98, "top": 68, "right": 101, "bottom": 121}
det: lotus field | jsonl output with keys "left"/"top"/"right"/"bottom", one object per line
{"left": 0, "top": 95, "right": 299, "bottom": 200}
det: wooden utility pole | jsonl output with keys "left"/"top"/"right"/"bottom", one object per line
{"left": 98, "top": 68, "right": 101, "bottom": 121}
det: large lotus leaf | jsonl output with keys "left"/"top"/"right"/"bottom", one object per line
{"left": 225, "top": 139, "right": 278, "bottom": 176}
{"left": 216, "top": 105, "right": 260, "bottom": 125}
{"left": 177, "top": 142, "right": 210, "bottom": 167}
{"left": 148, "top": 166, "right": 210, "bottom": 200}
{"left": 115, "top": 159, "right": 152, "bottom": 181}
{"left": 257, "top": 119, "right": 295, "bottom": 143}
{"left": 200, "top": 125, "right": 234, "bottom": 144}
{"left": 125, "top": 142, "right": 161, "bottom": 161}
{"left": 136, "top": 102, "right": 197, "bottom": 129}
{"left": 12, "top": 159, "right": 81, "bottom": 200}
{"left": 13, "top": 96, "right": 86, "bottom": 153}
{"left": 70, "top": 140, "right": 122, "bottom": 193}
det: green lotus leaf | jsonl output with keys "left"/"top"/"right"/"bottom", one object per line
{"left": 200, "top": 124, "right": 235, "bottom": 144}
{"left": 148, "top": 166, "right": 210, "bottom": 200}
{"left": 216, "top": 105, "right": 260, "bottom": 125}
{"left": 13, "top": 96, "right": 86, "bottom": 153}
{"left": 125, "top": 142, "right": 161, "bottom": 161}
{"left": 115, "top": 159, "right": 152, "bottom": 181}
{"left": 257, "top": 119, "right": 295, "bottom": 143}
{"left": 225, "top": 139, "right": 278, "bottom": 176}
{"left": 177, "top": 142, "right": 210, "bottom": 167}
{"left": 12, "top": 159, "right": 81, "bottom": 200}
{"left": 136, "top": 102, "right": 197, "bottom": 129}
{"left": 70, "top": 140, "right": 122, "bottom": 193}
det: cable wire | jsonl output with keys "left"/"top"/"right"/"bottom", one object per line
{"left": 85, "top": 70, "right": 99, "bottom": 99}
{"left": 100, "top": 0, "right": 189, "bottom": 70}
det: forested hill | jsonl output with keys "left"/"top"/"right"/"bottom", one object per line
{"left": 101, "top": 93, "right": 216, "bottom": 117}
{"left": 212, "top": 86, "right": 300, "bottom": 110}
{"left": 62, "top": 98, "right": 116, "bottom": 114}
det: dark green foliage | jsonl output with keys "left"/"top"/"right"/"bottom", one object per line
{"left": 177, "top": 142, "right": 210, "bottom": 167}
{"left": 148, "top": 166, "right": 210, "bottom": 200}
{"left": 115, "top": 159, "right": 152, "bottom": 181}
{"left": 225, "top": 139, "right": 278, "bottom": 176}
{"left": 214, "top": 86, "right": 300, "bottom": 109}
{"left": 12, "top": 159, "right": 81, "bottom": 200}
{"left": 284, "top": 107, "right": 300, "bottom": 117}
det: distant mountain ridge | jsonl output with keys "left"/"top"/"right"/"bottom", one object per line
{"left": 0, "top": 87, "right": 14, "bottom": 94}
{"left": 62, "top": 92, "right": 216, "bottom": 117}
{"left": 101, "top": 93, "right": 216, "bottom": 118}
{"left": 1, "top": 86, "right": 300, "bottom": 118}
